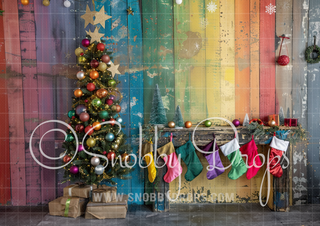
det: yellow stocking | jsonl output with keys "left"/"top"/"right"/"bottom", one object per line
{"left": 142, "top": 143, "right": 157, "bottom": 183}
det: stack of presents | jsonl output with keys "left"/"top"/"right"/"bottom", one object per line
{"left": 48, "top": 184, "right": 128, "bottom": 219}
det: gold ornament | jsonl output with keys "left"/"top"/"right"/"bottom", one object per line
{"left": 168, "top": 121, "right": 176, "bottom": 128}
{"left": 86, "top": 138, "right": 96, "bottom": 147}
{"left": 185, "top": 121, "right": 192, "bottom": 128}
{"left": 114, "top": 139, "right": 120, "bottom": 144}
{"left": 111, "top": 105, "right": 117, "bottom": 111}
{"left": 75, "top": 47, "right": 84, "bottom": 57}
{"left": 93, "top": 6, "right": 112, "bottom": 29}
{"left": 80, "top": 5, "right": 96, "bottom": 28}
{"left": 98, "top": 62, "right": 107, "bottom": 71}
{"left": 111, "top": 144, "right": 119, "bottom": 150}
{"left": 86, "top": 27, "right": 104, "bottom": 44}
{"left": 92, "top": 122, "right": 101, "bottom": 131}
{"left": 96, "top": 89, "right": 108, "bottom": 98}
{"left": 21, "top": 0, "right": 29, "bottom": 5}
{"left": 121, "top": 153, "right": 130, "bottom": 162}
{"left": 42, "top": 0, "right": 50, "bottom": 6}
{"left": 74, "top": 89, "right": 83, "bottom": 97}
{"left": 107, "top": 61, "right": 121, "bottom": 78}
{"left": 268, "top": 120, "right": 276, "bottom": 127}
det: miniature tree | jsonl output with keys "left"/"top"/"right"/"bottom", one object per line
{"left": 279, "top": 107, "right": 285, "bottom": 125}
{"left": 243, "top": 113, "right": 249, "bottom": 126}
{"left": 174, "top": 105, "right": 184, "bottom": 127}
{"left": 149, "top": 84, "right": 168, "bottom": 124}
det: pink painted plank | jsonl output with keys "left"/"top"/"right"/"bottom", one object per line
{"left": 259, "top": 0, "right": 276, "bottom": 122}
{"left": 0, "top": 0, "right": 11, "bottom": 205}
{"left": 18, "top": 1, "right": 42, "bottom": 205}
{"left": 2, "top": 0, "right": 26, "bottom": 205}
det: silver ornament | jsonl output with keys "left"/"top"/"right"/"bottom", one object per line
{"left": 176, "top": 0, "right": 183, "bottom": 4}
{"left": 59, "top": 152, "right": 66, "bottom": 158}
{"left": 91, "top": 156, "right": 100, "bottom": 166}
{"left": 116, "top": 117, "right": 123, "bottom": 124}
{"left": 76, "top": 71, "right": 85, "bottom": 80}
{"left": 64, "top": 0, "right": 71, "bottom": 7}
{"left": 95, "top": 165, "right": 104, "bottom": 175}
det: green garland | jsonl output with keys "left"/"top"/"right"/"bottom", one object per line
{"left": 305, "top": 45, "right": 320, "bottom": 64}
{"left": 246, "top": 122, "right": 308, "bottom": 145}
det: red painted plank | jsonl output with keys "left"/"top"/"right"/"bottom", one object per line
{"left": 0, "top": 0, "right": 11, "bottom": 205}
{"left": 18, "top": 1, "right": 41, "bottom": 205}
{"left": 2, "top": 0, "right": 26, "bottom": 205}
{"left": 259, "top": 0, "right": 276, "bottom": 121}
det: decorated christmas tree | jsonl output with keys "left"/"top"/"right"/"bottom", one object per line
{"left": 149, "top": 84, "right": 168, "bottom": 125}
{"left": 62, "top": 37, "right": 133, "bottom": 185}
{"left": 174, "top": 105, "right": 184, "bottom": 127}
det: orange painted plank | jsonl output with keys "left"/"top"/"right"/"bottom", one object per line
{"left": 250, "top": 0, "right": 259, "bottom": 119}
{"left": 0, "top": 0, "right": 11, "bottom": 205}
{"left": 259, "top": 0, "right": 276, "bottom": 122}
{"left": 3, "top": 0, "right": 26, "bottom": 205}
{"left": 235, "top": 0, "right": 250, "bottom": 123}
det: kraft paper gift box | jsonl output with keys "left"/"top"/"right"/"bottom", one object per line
{"left": 92, "top": 185, "right": 117, "bottom": 203}
{"left": 63, "top": 184, "right": 97, "bottom": 198}
{"left": 48, "top": 197, "right": 87, "bottom": 218}
{"left": 268, "top": 114, "right": 280, "bottom": 126}
{"left": 284, "top": 118, "right": 298, "bottom": 127}
{"left": 85, "top": 195, "right": 128, "bottom": 219}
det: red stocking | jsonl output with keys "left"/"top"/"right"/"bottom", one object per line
{"left": 268, "top": 136, "right": 289, "bottom": 178}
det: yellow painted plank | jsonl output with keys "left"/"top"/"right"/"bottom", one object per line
{"left": 220, "top": 0, "right": 235, "bottom": 121}
{"left": 189, "top": 0, "right": 206, "bottom": 123}
{"left": 206, "top": 0, "right": 221, "bottom": 118}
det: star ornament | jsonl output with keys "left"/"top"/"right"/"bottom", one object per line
{"left": 107, "top": 61, "right": 121, "bottom": 78}
{"left": 81, "top": 5, "right": 96, "bottom": 28}
{"left": 86, "top": 27, "right": 104, "bottom": 43}
{"left": 94, "top": 6, "right": 112, "bottom": 29}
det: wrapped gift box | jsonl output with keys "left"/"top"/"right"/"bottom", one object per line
{"left": 284, "top": 118, "right": 298, "bottom": 127}
{"left": 92, "top": 185, "right": 117, "bottom": 203}
{"left": 85, "top": 195, "right": 128, "bottom": 219}
{"left": 48, "top": 197, "right": 87, "bottom": 218}
{"left": 268, "top": 114, "right": 280, "bottom": 126}
{"left": 63, "top": 184, "right": 96, "bottom": 198}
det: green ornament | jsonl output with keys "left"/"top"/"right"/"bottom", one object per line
{"left": 108, "top": 79, "right": 116, "bottom": 87}
{"left": 92, "top": 98, "right": 102, "bottom": 107}
{"left": 99, "top": 110, "right": 109, "bottom": 119}
{"left": 204, "top": 120, "right": 212, "bottom": 127}
{"left": 65, "top": 134, "right": 74, "bottom": 142}
{"left": 78, "top": 56, "right": 86, "bottom": 64}
{"left": 68, "top": 110, "right": 76, "bottom": 118}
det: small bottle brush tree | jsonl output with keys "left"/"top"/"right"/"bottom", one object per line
{"left": 149, "top": 84, "right": 168, "bottom": 125}
{"left": 174, "top": 105, "right": 184, "bottom": 127}
{"left": 62, "top": 37, "right": 133, "bottom": 185}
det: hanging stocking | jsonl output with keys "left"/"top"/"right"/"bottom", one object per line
{"left": 157, "top": 141, "right": 182, "bottom": 183}
{"left": 175, "top": 134, "right": 203, "bottom": 181}
{"left": 269, "top": 135, "right": 289, "bottom": 178}
{"left": 220, "top": 138, "right": 247, "bottom": 180}
{"left": 201, "top": 134, "right": 225, "bottom": 180}
{"left": 141, "top": 142, "right": 157, "bottom": 183}
{"left": 240, "top": 135, "right": 262, "bottom": 180}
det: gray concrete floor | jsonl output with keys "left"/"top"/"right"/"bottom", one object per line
{"left": 0, "top": 204, "right": 319, "bottom": 226}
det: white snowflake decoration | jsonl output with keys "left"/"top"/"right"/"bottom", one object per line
{"left": 200, "top": 18, "right": 209, "bottom": 28}
{"left": 265, "top": 3, "right": 276, "bottom": 15}
{"left": 207, "top": 1, "right": 217, "bottom": 13}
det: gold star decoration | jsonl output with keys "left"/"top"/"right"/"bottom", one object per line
{"left": 94, "top": 6, "right": 112, "bottom": 29}
{"left": 80, "top": 5, "right": 96, "bottom": 28}
{"left": 107, "top": 61, "right": 121, "bottom": 78}
{"left": 127, "top": 7, "right": 134, "bottom": 16}
{"left": 86, "top": 27, "right": 104, "bottom": 43}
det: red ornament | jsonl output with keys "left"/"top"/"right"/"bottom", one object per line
{"left": 85, "top": 100, "right": 88, "bottom": 103}
{"left": 80, "top": 52, "right": 84, "bottom": 56}
{"left": 87, "top": 83, "right": 96, "bottom": 92}
{"left": 101, "top": 55, "right": 111, "bottom": 63}
{"left": 277, "top": 36, "right": 290, "bottom": 66}
{"left": 97, "top": 43, "right": 105, "bottom": 51}
{"left": 90, "top": 59, "right": 99, "bottom": 68}
{"left": 85, "top": 125, "right": 94, "bottom": 136}
{"left": 106, "top": 99, "right": 113, "bottom": 106}
{"left": 72, "top": 116, "right": 75, "bottom": 119}
{"left": 79, "top": 112, "right": 90, "bottom": 122}
{"left": 75, "top": 124, "right": 84, "bottom": 132}
{"left": 103, "top": 151, "right": 107, "bottom": 155}
{"left": 107, "top": 151, "right": 116, "bottom": 161}
{"left": 109, "top": 118, "right": 116, "bottom": 126}
{"left": 102, "top": 119, "right": 105, "bottom": 122}
{"left": 63, "top": 155, "right": 71, "bottom": 163}
{"left": 249, "top": 119, "right": 265, "bottom": 126}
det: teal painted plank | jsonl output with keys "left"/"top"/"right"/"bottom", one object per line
{"left": 157, "top": 0, "right": 175, "bottom": 121}
{"left": 128, "top": 0, "right": 144, "bottom": 205}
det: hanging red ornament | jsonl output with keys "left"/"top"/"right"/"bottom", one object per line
{"left": 63, "top": 155, "right": 71, "bottom": 163}
{"left": 85, "top": 125, "right": 94, "bottom": 136}
{"left": 106, "top": 99, "right": 113, "bottom": 106}
{"left": 87, "top": 83, "right": 96, "bottom": 91}
{"left": 90, "top": 59, "right": 99, "bottom": 68}
{"left": 109, "top": 118, "right": 116, "bottom": 126}
{"left": 101, "top": 55, "right": 111, "bottom": 63}
{"left": 107, "top": 152, "right": 116, "bottom": 161}
{"left": 97, "top": 43, "right": 105, "bottom": 51}
{"left": 75, "top": 124, "right": 84, "bottom": 132}
{"left": 277, "top": 36, "right": 290, "bottom": 66}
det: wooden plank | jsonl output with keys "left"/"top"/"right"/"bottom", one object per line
{"left": 292, "top": 0, "right": 309, "bottom": 205}
{"left": 3, "top": 0, "right": 26, "bottom": 206}
{"left": 275, "top": 0, "right": 293, "bottom": 118}
{"left": 307, "top": 0, "right": 320, "bottom": 204}
{"left": 205, "top": 0, "right": 221, "bottom": 117}
{"left": 250, "top": 0, "right": 259, "bottom": 119}
{"left": 19, "top": 0, "right": 42, "bottom": 205}
{"left": 157, "top": 0, "right": 175, "bottom": 121}
{"left": 34, "top": 0, "right": 57, "bottom": 203}
{"left": 174, "top": 0, "right": 191, "bottom": 122}
{"left": 142, "top": 0, "right": 158, "bottom": 124}
{"left": 0, "top": 0, "right": 11, "bottom": 205}
{"left": 220, "top": 0, "right": 235, "bottom": 121}
{"left": 189, "top": 0, "right": 206, "bottom": 122}
{"left": 259, "top": 0, "right": 276, "bottom": 122}
{"left": 128, "top": 0, "right": 144, "bottom": 205}
{"left": 235, "top": 0, "right": 250, "bottom": 123}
